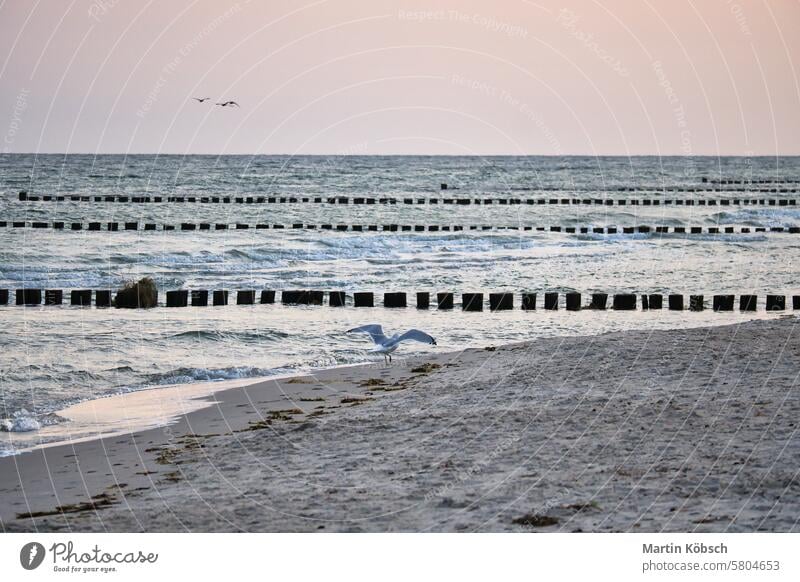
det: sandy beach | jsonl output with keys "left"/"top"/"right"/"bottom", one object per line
{"left": 1, "top": 317, "right": 798, "bottom": 533}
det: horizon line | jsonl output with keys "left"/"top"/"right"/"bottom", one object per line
{"left": 2, "top": 152, "right": 800, "bottom": 158}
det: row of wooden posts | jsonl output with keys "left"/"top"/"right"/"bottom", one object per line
{"left": 1, "top": 289, "right": 796, "bottom": 311}
{"left": 1, "top": 221, "right": 798, "bottom": 234}
{"left": 703, "top": 178, "right": 800, "bottom": 184}
{"left": 16, "top": 192, "right": 800, "bottom": 205}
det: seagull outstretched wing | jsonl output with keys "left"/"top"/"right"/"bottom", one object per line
{"left": 394, "top": 329, "right": 437, "bottom": 345}
{"left": 347, "top": 324, "right": 388, "bottom": 345}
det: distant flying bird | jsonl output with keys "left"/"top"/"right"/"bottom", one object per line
{"left": 347, "top": 324, "right": 436, "bottom": 364}
{"left": 216, "top": 100, "right": 240, "bottom": 107}
{"left": 192, "top": 97, "right": 210, "bottom": 103}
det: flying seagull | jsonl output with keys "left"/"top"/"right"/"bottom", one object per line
{"left": 192, "top": 97, "right": 211, "bottom": 103}
{"left": 347, "top": 324, "right": 436, "bottom": 364}
{"left": 216, "top": 100, "right": 240, "bottom": 107}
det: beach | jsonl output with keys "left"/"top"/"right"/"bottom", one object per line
{"left": 4, "top": 154, "right": 800, "bottom": 443}
{"left": 2, "top": 317, "right": 798, "bottom": 532}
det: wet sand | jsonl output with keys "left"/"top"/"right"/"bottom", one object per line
{"left": 2, "top": 318, "right": 799, "bottom": 532}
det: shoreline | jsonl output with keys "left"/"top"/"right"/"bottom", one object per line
{"left": 0, "top": 358, "right": 437, "bottom": 459}
{"left": 2, "top": 317, "right": 798, "bottom": 532}
{"left": 0, "top": 376, "right": 270, "bottom": 458}
{"left": 1, "top": 311, "right": 783, "bottom": 459}
{"left": 0, "top": 353, "right": 457, "bottom": 528}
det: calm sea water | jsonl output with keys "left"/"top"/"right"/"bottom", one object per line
{"left": 1, "top": 155, "right": 798, "bottom": 454}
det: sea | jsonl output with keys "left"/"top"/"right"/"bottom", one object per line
{"left": 1, "top": 154, "right": 798, "bottom": 455}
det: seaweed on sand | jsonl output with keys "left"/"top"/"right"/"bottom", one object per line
{"left": 512, "top": 514, "right": 559, "bottom": 527}
{"left": 411, "top": 363, "right": 441, "bottom": 374}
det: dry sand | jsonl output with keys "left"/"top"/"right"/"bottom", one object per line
{"left": 1, "top": 317, "right": 799, "bottom": 532}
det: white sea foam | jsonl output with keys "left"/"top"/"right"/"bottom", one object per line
{"left": 0, "top": 409, "right": 41, "bottom": 432}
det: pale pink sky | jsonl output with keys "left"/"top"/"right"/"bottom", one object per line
{"left": 1, "top": 0, "right": 799, "bottom": 155}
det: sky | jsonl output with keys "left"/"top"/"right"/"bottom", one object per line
{"left": 1, "top": 0, "right": 799, "bottom": 155}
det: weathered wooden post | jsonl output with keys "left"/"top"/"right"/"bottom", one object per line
{"left": 236, "top": 290, "right": 255, "bottom": 305}
{"left": 521, "top": 293, "right": 537, "bottom": 310}
{"left": 489, "top": 292, "right": 513, "bottom": 311}
{"left": 166, "top": 290, "right": 189, "bottom": 307}
{"left": 213, "top": 290, "right": 229, "bottom": 306}
{"left": 462, "top": 293, "right": 484, "bottom": 311}
{"left": 739, "top": 295, "right": 757, "bottom": 311}
{"left": 45, "top": 289, "right": 63, "bottom": 305}
{"left": 71, "top": 290, "right": 92, "bottom": 306}
{"left": 384, "top": 292, "right": 407, "bottom": 308}
{"left": 766, "top": 295, "right": 785, "bottom": 311}
{"left": 613, "top": 294, "right": 636, "bottom": 310}
{"left": 689, "top": 295, "right": 704, "bottom": 311}
{"left": 589, "top": 293, "right": 607, "bottom": 309}
{"left": 281, "top": 291, "right": 305, "bottom": 304}
{"left": 95, "top": 290, "right": 111, "bottom": 307}
{"left": 329, "top": 291, "right": 346, "bottom": 307}
{"left": 712, "top": 295, "right": 734, "bottom": 311}
{"left": 191, "top": 290, "right": 209, "bottom": 307}
{"left": 309, "top": 291, "right": 324, "bottom": 305}
{"left": 16, "top": 289, "right": 42, "bottom": 305}
{"left": 437, "top": 292, "right": 454, "bottom": 310}
{"left": 565, "top": 292, "right": 581, "bottom": 311}
{"left": 354, "top": 292, "right": 374, "bottom": 307}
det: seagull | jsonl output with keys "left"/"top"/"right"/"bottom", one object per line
{"left": 347, "top": 324, "right": 436, "bottom": 364}
{"left": 216, "top": 100, "right": 240, "bottom": 107}
{"left": 192, "top": 97, "right": 211, "bottom": 103}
